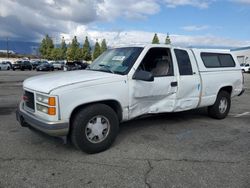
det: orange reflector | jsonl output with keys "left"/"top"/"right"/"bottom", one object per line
{"left": 48, "top": 97, "right": 56, "bottom": 106}
{"left": 48, "top": 107, "right": 56, "bottom": 115}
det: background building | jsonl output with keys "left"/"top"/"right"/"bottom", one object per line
{"left": 231, "top": 46, "right": 250, "bottom": 65}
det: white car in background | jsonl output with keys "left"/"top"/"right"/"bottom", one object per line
{"left": 240, "top": 63, "right": 250, "bottom": 73}
{"left": 51, "top": 61, "right": 65, "bottom": 70}
{"left": 0, "top": 61, "right": 11, "bottom": 70}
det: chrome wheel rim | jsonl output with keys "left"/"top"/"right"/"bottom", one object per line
{"left": 219, "top": 98, "right": 228, "bottom": 114}
{"left": 85, "top": 115, "right": 110, "bottom": 143}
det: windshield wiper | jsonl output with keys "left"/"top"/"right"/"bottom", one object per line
{"left": 98, "top": 64, "right": 114, "bottom": 74}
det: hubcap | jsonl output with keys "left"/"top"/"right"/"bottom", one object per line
{"left": 85, "top": 115, "right": 110, "bottom": 143}
{"left": 219, "top": 98, "right": 228, "bottom": 114}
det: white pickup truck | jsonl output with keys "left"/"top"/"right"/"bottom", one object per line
{"left": 17, "top": 44, "right": 244, "bottom": 153}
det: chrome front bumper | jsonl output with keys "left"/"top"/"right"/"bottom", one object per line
{"left": 16, "top": 103, "right": 69, "bottom": 136}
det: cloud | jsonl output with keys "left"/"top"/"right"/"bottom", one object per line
{"left": 0, "top": 0, "right": 248, "bottom": 49}
{"left": 164, "top": 0, "right": 213, "bottom": 9}
{"left": 62, "top": 26, "right": 250, "bottom": 48}
{"left": 97, "top": 0, "right": 160, "bottom": 20}
{"left": 0, "top": 0, "right": 160, "bottom": 41}
{"left": 182, "top": 25, "right": 210, "bottom": 31}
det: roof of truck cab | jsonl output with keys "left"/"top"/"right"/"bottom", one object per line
{"left": 112, "top": 44, "right": 172, "bottom": 48}
{"left": 111, "top": 44, "right": 231, "bottom": 53}
{"left": 191, "top": 48, "right": 231, "bottom": 53}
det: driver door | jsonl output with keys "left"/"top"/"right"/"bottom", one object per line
{"left": 128, "top": 47, "right": 177, "bottom": 119}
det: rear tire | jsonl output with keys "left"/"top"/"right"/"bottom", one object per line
{"left": 71, "top": 104, "right": 119, "bottom": 153}
{"left": 208, "top": 90, "right": 231, "bottom": 119}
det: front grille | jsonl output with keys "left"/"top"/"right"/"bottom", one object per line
{"left": 24, "top": 90, "right": 35, "bottom": 110}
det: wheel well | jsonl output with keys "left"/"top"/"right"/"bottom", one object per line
{"left": 219, "top": 86, "right": 232, "bottom": 95}
{"left": 69, "top": 100, "right": 123, "bottom": 134}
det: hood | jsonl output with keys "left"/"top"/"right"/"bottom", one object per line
{"left": 23, "top": 70, "right": 121, "bottom": 94}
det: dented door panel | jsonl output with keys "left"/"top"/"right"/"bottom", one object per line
{"left": 129, "top": 76, "right": 177, "bottom": 119}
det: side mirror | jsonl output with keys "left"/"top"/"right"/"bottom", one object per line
{"left": 133, "top": 70, "right": 154, "bottom": 82}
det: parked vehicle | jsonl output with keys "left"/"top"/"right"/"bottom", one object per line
{"left": 13, "top": 61, "right": 32, "bottom": 71}
{"left": 1, "top": 61, "right": 13, "bottom": 69}
{"left": 36, "top": 62, "right": 54, "bottom": 71}
{"left": 51, "top": 61, "right": 64, "bottom": 70}
{"left": 31, "top": 60, "right": 42, "bottom": 70}
{"left": 0, "top": 61, "right": 11, "bottom": 70}
{"left": 17, "top": 44, "right": 244, "bottom": 153}
{"left": 64, "top": 61, "right": 88, "bottom": 71}
{"left": 240, "top": 63, "right": 250, "bottom": 73}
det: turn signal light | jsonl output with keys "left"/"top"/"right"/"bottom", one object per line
{"left": 48, "top": 97, "right": 56, "bottom": 106}
{"left": 48, "top": 107, "right": 56, "bottom": 115}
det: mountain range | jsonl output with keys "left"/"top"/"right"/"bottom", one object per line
{"left": 0, "top": 40, "right": 40, "bottom": 55}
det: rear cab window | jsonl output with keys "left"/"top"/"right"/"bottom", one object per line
{"left": 201, "top": 53, "right": 236, "bottom": 68}
{"left": 174, "top": 49, "right": 193, "bottom": 75}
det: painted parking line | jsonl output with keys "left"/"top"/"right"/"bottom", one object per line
{"left": 234, "top": 112, "right": 250, "bottom": 118}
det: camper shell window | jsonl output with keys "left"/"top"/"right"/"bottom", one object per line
{"left": 201, "top": 53, "right": 236, "bottom": 68}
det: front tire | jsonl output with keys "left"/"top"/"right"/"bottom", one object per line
{"left": 71, "top": 104, "right": 119, "bottom": 153}
{"left": 208, "top": 90, "right": 231, "bottom": 119}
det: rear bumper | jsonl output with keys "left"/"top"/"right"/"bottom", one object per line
{"left": 16, "top": 103, "right": 69, "bottom": 136}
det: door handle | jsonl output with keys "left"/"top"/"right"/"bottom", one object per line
{"left": 171, "top": 81, "right": 178, "bottom": 87}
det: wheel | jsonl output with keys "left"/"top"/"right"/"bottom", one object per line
{"left": 71, "top": 104, "right": 119, "bottom": 153}
{"left": 13, "top": 68, "right": 15, "bottom": 71}
{"left": 208, "top": 90, "right": 231, "bottom": 119}
{"left": 7, "top": 67, "right": 10, "bottom": 70}
{"left": 51, "top": 68, "right": 54, "bottom": 71}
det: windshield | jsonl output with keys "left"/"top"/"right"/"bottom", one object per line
{"left": 88, "top": 47, "right": 143, "bottom": 75}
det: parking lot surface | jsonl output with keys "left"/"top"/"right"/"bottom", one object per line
{"left": 0, "top": 70, "right": 249, "bottom": 188}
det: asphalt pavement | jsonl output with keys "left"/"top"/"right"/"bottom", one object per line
{"left": 0, "top": 70, "right": 249, "bottom": 188}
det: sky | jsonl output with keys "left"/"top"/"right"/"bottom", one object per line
{"left": 0, "top": 0, "right": 250, "bottom": 48}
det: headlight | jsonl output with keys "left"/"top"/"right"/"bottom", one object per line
{"left": 36, "top": 94, "right": 57, "bottom": 115}
{"left": 36, "top": 94, "right": 49, "bottom": 104}
{"left": 36, "top": 94, "right": 56, "bottom": 106}
{"left": 36, "top": 103, "right": 48, "bottom": 113}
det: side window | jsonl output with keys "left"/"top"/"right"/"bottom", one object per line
{"left": 218, "top": 54, "right": 235, "bottom": 67}
{"left": 201, "top": 53, "right": 236, "bottom": 68}
{"left": 201, "top": 53, "right": 220, "bottom": 67}
{"left": 138, "top": 48, "right": 173, "bottom": 77}
{"left": 174, "top": 49, "right": 193, "bottom": 75}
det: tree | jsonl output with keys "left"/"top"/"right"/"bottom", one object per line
{"left": 51, "top": 48, "right": 62, "bottom": 60}
{"left": 152, "top": 33, "right": 160, "bottom": 44}
{"left": 82, "top": 36, "right": 92, "bottom": 61}
{"left": 66, "top": 36, "right": 81, "bottom": 61}
{"left": 93, "top": 40, "right": 101, "bottom": 60}
{"left": 39, "top": 34, "right": 54, "bottom": 59}
{"left": 60, "top": 37, "right": 67, "bottom": 59}
{"left": 100, "top": 39, "right": 107, "bottom": 54}
{"left": 165, "top": 33, "right": 171, "bottom": 45}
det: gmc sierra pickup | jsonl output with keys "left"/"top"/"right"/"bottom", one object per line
{"left": 17, "top": 44, "right": 244, "bottom": 153}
